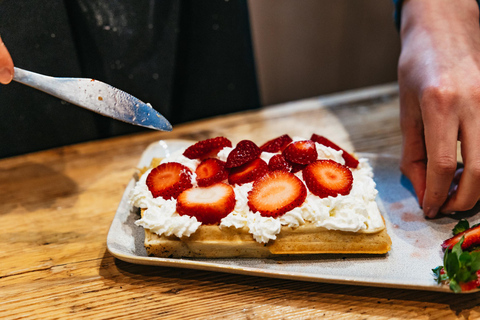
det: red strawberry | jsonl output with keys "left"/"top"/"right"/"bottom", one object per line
{"left": 248, "top": 171, "right": 307, "bottom": 218}
{"left": 183, "top": 137, "right": 232, "bottom": 159}
{"left": 195, "top": 158, "right": 228, "bottom": 187}
{"left": 225, "top": 140, "right": 261, "bottom": 168}
{"left": 460, "top": 270, "right": 480, "bottom": 291}
{"left": 146, "top": 162, "right": 193, "bottom": 200}
{"left": 268, "top": 154, "right": 292, "bottom": 172}
{"left": 290, "top": 163, "right": 307, "bottom": 173}
{"left": 228, "top": 158, "right": 268, "bottom": 185}
{"left": 176, "top": 183, "right": 236, "bottom": 224}
{"left": 310, "top": 134, "right": 359, "bottom": 168}
{"left": 282, "top": 140, "right": 318, "bottom": 165}
{"left": 260, "top": 134, "right": 293, "bottom": 153}
{"left": 442, "top": 224, "right": 480, "bottom": 250}
{"left": 302, "top": 159, "right": 353, "bottom": 198}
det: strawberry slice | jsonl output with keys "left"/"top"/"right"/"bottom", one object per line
{"left": 248, "top": 171, "right": 307, "bottom": 218}
{"left": 282, "top": 140, "right": 318, "bottom": 165}
{"left": 225, "top": 140, "right": 261, "bottom": 168}
{"left": 268, "top": 154, "right": 292, "bottom": 172}
{"left": 195, "top": 158, "right": 228, "bottom": 187}
{"left": 442, "top": 224, "right": 480, "bottom": 250}
{"left": 176, "top": 183, "right": 236, "bottom": 224}
{"left": 290, "top": 163, "right": 307, "bottom": 173}
{"left": 310, "top": 134, "right": 359, "bottom": 168}
{"left": 183, "top": 137, "right": 232, "bottom": 159}
{"left": 146, "top": 162, "right": 193, "bottom": 200}
{"left": 228, "top": 158, "right": 268, "bottom": 185}
{"left": 460, "top": 271, "right": 480, "bottom": 292}
{"left": 302, "top": 159, "right": 353, "bottom": 198}
{"left": 260, "top": 134, "right": 293, "bottom": 153}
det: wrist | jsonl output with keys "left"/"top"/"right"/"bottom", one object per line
{"left": 400, "top": 0, "right": 479, "bottom": 39}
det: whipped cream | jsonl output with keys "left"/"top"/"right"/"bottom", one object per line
{"left": 130, "top": 140, "right": 384, "bottom": 243}
{"left": 131, "top": 167, "right": 201, "bottom": 237}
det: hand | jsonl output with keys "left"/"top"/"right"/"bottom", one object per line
{"left": 0, "top": 35, "right": 14, "bottom": 84}
{"left": 398, "top": 0, "right": 480, "bottom": 218}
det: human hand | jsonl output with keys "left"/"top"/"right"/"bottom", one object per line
{"left": 398, "top": 0, "right": 480, "bottom": 218}
{"left": 0, "top": 35, "right": 14, "bottom": 84}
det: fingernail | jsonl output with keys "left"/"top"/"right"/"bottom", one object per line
{"left": 424, "top": 206, "right": 439, "bottom": 218}
{"left": 0, "top": 67, "right": 13, "bottom": 84}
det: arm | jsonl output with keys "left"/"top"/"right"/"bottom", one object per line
{"left": 0, "top": 35, "right": 14, "bottom": 84}
{"left": 398, "top": 0, "right": 480, "bottom": 217}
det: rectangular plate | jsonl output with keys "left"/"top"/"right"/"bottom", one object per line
{"left": 107, "top": 139, "right": 480, "bottom": 293}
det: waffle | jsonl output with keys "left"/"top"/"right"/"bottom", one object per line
{"left": 142, "top": 209, "right": 391, "bottom": 258}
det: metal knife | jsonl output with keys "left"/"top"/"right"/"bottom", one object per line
{"left": 12, "top": 67, "right": 172, "bottom": 131}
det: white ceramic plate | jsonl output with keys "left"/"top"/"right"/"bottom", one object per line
{"left": 107, "top": 139, "right": 480, "bottom": 293}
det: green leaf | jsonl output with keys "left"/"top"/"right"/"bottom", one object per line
{"left": 469, "top": 252, "right": 480, "bottom": 270}
{"left": 452, "top": 220, "right": 470, "bottom": 235}
{"left": 451, "top": 237, "right": 464, "bottom": 258}
{"left": 445, "top": 250, "right": 460, "bottom": 278}
{"left": 432, "top": 266, "right": 448, "bottom": 283}
{"left": 449, "top": 279, "right": 462, "bottom": 293}
{"left": 459, "top": 251, "right": 472, "bottom": 265}
{"left": 456, "top": 264, "right": 474, "bottom": 283}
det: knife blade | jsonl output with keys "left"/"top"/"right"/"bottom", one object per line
{"left": 12, "top": 67, "right": 172, "bottom": 131}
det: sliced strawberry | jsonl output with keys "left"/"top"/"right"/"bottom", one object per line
{"left": 290, "top": 163, "right": 307, "bottom": 173}
{"left": 442, "top": 224, "right": 480, "bottom": 250}
{"left": 282, "top": 140, "right": 318, "bottom": 165}
{"left": 146, "top": 162, "right": 193, "bottom": 200}
{"left": 248, "top": 171, "right": 307, "bottom": 218}
{"left": 195, "top": 158, "right": 228, "bottom": 187}
{"left": 225, "top": 140, "right": 261, "bottom": 168}
{"left": 460, "top": 274, "right": 480, "bottom": 292}
{"left": 183, "top": 137, "right": 232, "bottom": 159}
{"left": 228, "top": 158, "right": 268, "bottom": 185}
{"left": 176, "top": 183, "right": 236, "bottom": 224}
{"left": 268, "top": 154, "right": 292, "bottom": 172}
{"left": 310, "top": 134, "right": 359, "bottom": 168}
{"left": 260, "top": 134, "right": 293, "bottom": 153}
{"left": 303, "top": 159, "right": 353, "bottom": 198}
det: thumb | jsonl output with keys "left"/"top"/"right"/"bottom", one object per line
{"left": 0, "top": 35, "right": 14, "bottom": 84}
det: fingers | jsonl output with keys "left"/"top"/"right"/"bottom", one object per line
{"left": 399, "top": 92, "right": 427, "bottom": 205}
{"left": 421, "top": 90, "right": 459, "bottom": 218}
{"left": 441, "top": 123, "right": 480, "bottom": 213}
{"left": 0, "top": 35, "right": 14, "bottom": 84}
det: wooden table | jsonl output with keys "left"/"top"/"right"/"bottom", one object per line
{"left": 2, "top": 83, "right": 479, "bottom": 319}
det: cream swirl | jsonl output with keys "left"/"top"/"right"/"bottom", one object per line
{"left": 246, "top": 212, "right": 282, "bottom": 243}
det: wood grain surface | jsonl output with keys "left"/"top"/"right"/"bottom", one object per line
{"left": 1, "top": 84, "right": 480, "bottom": 319}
